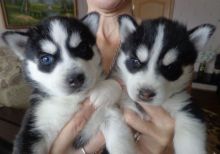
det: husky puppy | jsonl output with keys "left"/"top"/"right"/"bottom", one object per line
{"left": 2, "top": 13, "right": 135, "bottom": 154}
{"left": 114, "top": 15, "right": 215, "bottom": 154}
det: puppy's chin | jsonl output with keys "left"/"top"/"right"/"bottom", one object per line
{"left": 134, "top": 93, "right": 165, "bottom": 106}
{"left": 135, "top": 98, "right": 159, "bottom": 105}
{"left": 41, "top": 86, "right": 83, "bottom": 97}
{"left": 65, "top": 84, "right": 89, "bottom": 96}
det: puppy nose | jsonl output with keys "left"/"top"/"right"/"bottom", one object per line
{"left": 138, "top": 88, "right": 156, "bottom": 102}
{"left": 68, "top": 73, "right": 85, "bottom": 88}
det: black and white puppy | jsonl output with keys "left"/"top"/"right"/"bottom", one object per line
{"left": 2, "top": 13, "right": 135, "bottom": 154}
{"left": 114, "top": 15, "right": 215, "bottom": 154}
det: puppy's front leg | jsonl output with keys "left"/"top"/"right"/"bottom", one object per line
{"left": 13, "top": 110, "right": 47, "bottom": 154}
{"left": 90, "top": 79, "right": 122, "bottom": 108}
{"left": 101, "top": 109, "right": 136, "bottom": 154}
{"left": 13, "top": 133, "right": 46, "bottom": 154}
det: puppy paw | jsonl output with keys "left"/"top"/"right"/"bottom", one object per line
{"left": 90, "top": 79, "right": 122, "bottom": 108}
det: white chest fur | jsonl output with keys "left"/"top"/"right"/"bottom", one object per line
{"left": 162, "top": 92, "right": 191, "bottom": 116}
{"left": 34, "top": 95, "right": 85, "bottom": 148}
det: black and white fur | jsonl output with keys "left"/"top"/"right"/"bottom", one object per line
{"left": 114, "top": 15, "right": 215, "bottom": 154}
{"left": 2, "top": 13, "right": 136, "bottom": 154}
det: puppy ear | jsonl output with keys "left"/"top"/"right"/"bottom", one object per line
{"left": 81, "top": 12, "right": 100, "bottom": 35}
{"left": 188, "top": 24, "right": 215, "bottom": 51}
{"left": 2, "top": 31, "right": 29, "bottom": 60}
{"left": 118, "top": 15, "right": 138, "bottom": 42}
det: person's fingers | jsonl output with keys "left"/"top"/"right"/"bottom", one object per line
{"left": 50, "top": 99, "right": 95, "bottom": 154}
{"left": 124, "top": 104, "right": 175, "bottom": 154}
{"left": 136, "top": 103, "right": 175, "bottom": 147}
{"left": 137, "top": 103, "right": 165, "bottom": 117}
{"left": 124, "top": 109, "right": 167, "bottom": 144}
{"left": 138, "top": 103, "right": 175, "bottom": 134}
{"left": 138, "top": 103, "right": 174, "bottom": 124}
{"left": 83, "top": 131, "right": 105, "bottom": 153}
{"left": 124, "top": 108, "right": 156, "bottom": 136}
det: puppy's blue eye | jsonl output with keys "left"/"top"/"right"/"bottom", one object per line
{"left": 39, "top": 55, "right": 54, "bottom": 65}
{"left": 131, "top": 58, "right": 141, "bottom": 68}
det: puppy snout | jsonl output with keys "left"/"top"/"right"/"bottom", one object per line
{"left": 138, "top": 88, "right": 156, "bottom": 102}
{"left": 68, "top": 73, "right": 85, "bottom": 89}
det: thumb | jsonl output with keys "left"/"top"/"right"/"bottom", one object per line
{"left": 124, "top": 108, "right": 164, "bottom": 144}
{"left": 124, "top": 108, "right": 156, "bottom": 136}
{"left": 81, "top": 131, "right": 105, "bottom": 154}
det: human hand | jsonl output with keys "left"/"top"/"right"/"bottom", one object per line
{"left": 49, "top": 99, "right": 105, "bottom": 154}
{"left": 124, "top": 103, "right": 175, "bottom": 154}
{"left": 90, "top": 79, "right": 122, "bottom": 108}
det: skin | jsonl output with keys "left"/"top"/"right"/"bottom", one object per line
{"left": 50, "top": 0, "right": 175, "bottom": 154}
{"left": 87, "top": 0, "right": 133, "bottom": 73}
{"left": 124, "top": 104, "right": 175, "bottom": 154}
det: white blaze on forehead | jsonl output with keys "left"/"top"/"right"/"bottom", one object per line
{"left": 49, "top": 20, "right": 70, "bottom": 62}
{"left": 40, "top": 40, "right": 57, "bottom": 55}
{"left": 152, "top": 25, "right": 165, "bottom": 56}
{"left": 69, "top": 32, "right": 81, "bottom": 48}
{"left": 50, "top": 20, "right": 67, "bottom": 45}
{"left": 163, "top": 49, "right": 178, "bottom": 66}
{"left": 136, "top": 45, "right": 148, "bottom": 62}
{"left": 148, "top": 24, "right": 165, "bottom": 73}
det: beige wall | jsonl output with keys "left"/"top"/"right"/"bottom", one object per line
{"left": 173, "top": 0, "right": 220, "bottom": 72}
{"left": 0, "top": 4, "right": 5, "bottom": 30}
{"left": 77, "top": 0, "right": 87, "bottom": 18}
{"left": 173, "top": 0, "right": 220, "bottom": 52}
